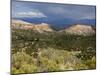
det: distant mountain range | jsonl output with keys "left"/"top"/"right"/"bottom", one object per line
{"left": 13, "top": 17, "right": 96, "bottom": 30}
{"left": 11, "top": 19, "right": 96, "bottom": 35}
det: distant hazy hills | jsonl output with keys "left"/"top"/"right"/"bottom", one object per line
{"left": 11, "top": 19, "right": 96, "bottom": 35}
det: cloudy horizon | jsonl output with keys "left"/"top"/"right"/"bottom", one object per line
{"left": 12, "top": 0, "right": 96, "bottom": 29}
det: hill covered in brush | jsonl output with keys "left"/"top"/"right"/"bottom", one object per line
{"left": 11, "top": 19, "right": 96, "bottom": 74}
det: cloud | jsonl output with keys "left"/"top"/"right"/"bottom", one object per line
{"left": 46, "top": 5, "right": 95, "bottom": 19}
{"left": 14, "top": 11, "right": 47, "bottom": 18}
{"left": 12, "top": 1, "right": 95, "bottom": 20}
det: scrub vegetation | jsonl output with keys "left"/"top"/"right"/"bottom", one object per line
{"left": 12, "top": 29, "right": 96, "bottom": 74}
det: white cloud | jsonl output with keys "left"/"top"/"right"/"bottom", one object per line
{"left": 14, "top": 11, "right": 47, "bottom": 18}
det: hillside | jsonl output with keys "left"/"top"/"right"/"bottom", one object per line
{"left": 11, "top": 20, "right": 96, "bottom": 74}
{"left": 11, "top": 19, "right": 53, "bottom": 33}
{"left": 60, "top": 24, "right": 95, "bottom": 36}
{"left": 12, "top": 19, "right": 96, "bottom": 35}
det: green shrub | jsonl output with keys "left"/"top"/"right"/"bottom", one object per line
{"left": 12, "top": 29, "right": 96, "bottom": 74}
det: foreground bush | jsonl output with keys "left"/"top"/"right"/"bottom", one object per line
{"left": 11, "top": 48, "right": 96, "bottom": 74}
{"left": 12, "top": 29, "right": 96, "bottom": 74}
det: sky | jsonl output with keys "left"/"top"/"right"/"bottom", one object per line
{"left": 12, "top": 0, "right": 96, "bottom": 29}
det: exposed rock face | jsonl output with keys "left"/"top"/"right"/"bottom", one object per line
{"left": 61, "top": 24, "right": 95, "bottom": 36}
{"left": 11, "top": 19, "right": 53, "bottom": 33}
{"left": 12, "top": 19, "right": 96, "bottom": 35}
{"left": 33, "top": 23, "right": 53, "bottom": 33}
{"left": 12, "top": 19, "right": 32, "bottom": 25}
{"left": 11, "top": 19, "right": 33, "bottom": 29}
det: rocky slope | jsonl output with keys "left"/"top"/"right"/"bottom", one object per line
{"left": 60, "top": 24, "right": 95, "bottom": 36}
{"left": 11, "top": 19, "right": 53, "bottom": 33}
{"left": 12, "top": 19, "right": 95, "bottom": 35}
